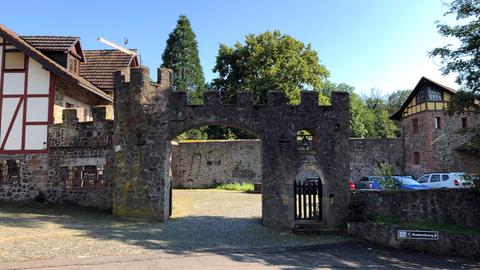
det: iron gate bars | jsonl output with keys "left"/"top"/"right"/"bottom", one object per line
{"left": 294, "top": 177, "right": 322, "bottom": 220}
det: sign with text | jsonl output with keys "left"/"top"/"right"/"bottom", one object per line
{"left": 397, "top": 229, "right": 439, "bottom": 240}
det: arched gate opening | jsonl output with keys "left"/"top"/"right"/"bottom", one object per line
{"left": 111, "top": 67, "right": 351, "bottom": 230}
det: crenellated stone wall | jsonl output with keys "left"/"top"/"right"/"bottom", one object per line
{"left": 46, "top": 107, "right": 113, "bottom": 209}
{"left": 112, "top": 66, "right": 351, "bottom": 229}
{"left": 0, "top": 107, "right": 113, "bottom": 210}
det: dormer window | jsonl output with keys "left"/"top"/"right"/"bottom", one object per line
{"left": 416, "top": 86, "right": 443, "bottom": 104}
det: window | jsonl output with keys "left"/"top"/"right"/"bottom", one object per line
{"left": 413, "top": 152, "right": 420, "bottom": 165}
{"left": 296, "top": 130, "right": 313, "bottom": 151}
{"left": 418, "top": 175, "right": 430, "bottom": 183}
{"left": 412, "top": 118, "right": 419, "bottom": 133}
{"left": 0, "top": 160, "right": 20, "bottom": 184}
{"left": 442, "top": 175, "right": 449, "bottom": 181}
{"left": 416, "top": 86, "right": 443, "bottom": 104}
{"left": 68, "top": 56, "right": 80, "bottom": 74}
{"left": 427, "top": 87, "right": 443, "bottom": 101}
{"left": 65, "top": 165, "right": 105, "bottom": 189}
{"left": 434, "top": 117, "right": 441, "bottom": 129}
{"left": 360, "top": 177, "right": 369, "bottom": 182}
{"left": 417, "top": 88, "right": 427, "bottom": 104}
{"left": 430, "top": 175, "right": 440, "bottom": 182}
{"left": 462, "top": 117, "right": 467, "bottom": 129}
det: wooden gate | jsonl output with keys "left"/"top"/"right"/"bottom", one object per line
{"left": 294, "top": 177, "right": 322, "bottom": 220}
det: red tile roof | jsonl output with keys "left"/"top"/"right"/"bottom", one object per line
{"left": 0, "top": 24, "right": 112, "bottom": 103}
{"left": 80, "top": 50, "right": 136, "bottom": 91}
{"left": 20, "top": 36, "right": 79, "bottom": 52}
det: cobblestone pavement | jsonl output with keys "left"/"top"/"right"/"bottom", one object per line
{"left": 0, "top": 190, "right": 348, "bottom": 263}
{"left": 1, "top": 190, "right": 479, "bottom": 269}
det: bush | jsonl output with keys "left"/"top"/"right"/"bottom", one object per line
{"left": 373, "top": 162, "right": 396, "bottom": 190}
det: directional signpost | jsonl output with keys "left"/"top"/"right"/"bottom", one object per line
{"left": 397, "top": 230, "right": 439, "bottom": 240}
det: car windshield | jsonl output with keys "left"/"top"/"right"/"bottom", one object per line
{"left": 454, "top": 173, "right": 467, "bottom": 180}
{"left": 398, "top": 178, "right": 422, "bottom": 186}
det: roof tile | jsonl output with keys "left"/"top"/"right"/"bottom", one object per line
{"left": 20, "top": 36, "right": 79, "bottom": 52}
{"left": 80, "top": 50, "right": 135, "bottom": 91}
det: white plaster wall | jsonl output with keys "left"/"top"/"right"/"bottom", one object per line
{"left": 27, "top": 58, "right": 50, "bottom": 94}
{"left": 0, "top": 45, "right": 51, "bottom": 150}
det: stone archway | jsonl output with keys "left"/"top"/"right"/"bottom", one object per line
{"left": 111, "top": 67, "right": 350, "bottom": 229}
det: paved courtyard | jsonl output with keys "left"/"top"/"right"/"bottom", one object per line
{"left": 0, "top": 189, "right": 479, "bottom": 269}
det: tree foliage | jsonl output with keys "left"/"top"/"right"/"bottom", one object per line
{"left": 386, "top": 89, "right": 411, "bottom": 115}
{"left": 325, "top": 83, "right": 401, "bottom": 138}
{"left": 430, "top": 0, "right": 480, "bottom": 104}
{"left": 162, "top": 15, "right": 205, "bottom": 103}
{"left": 431, "top": 0, "right": 480, "bottom": 154}
{"left": 212, "top": 30, "right": 330, "bottom": 104}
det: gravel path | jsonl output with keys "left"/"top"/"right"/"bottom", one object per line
{"left": 0, "top": 189, "right": 349, "bottom": 263}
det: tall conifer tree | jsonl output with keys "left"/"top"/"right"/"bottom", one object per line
{"left": 162, "top": 15, "right": 205, "bottom": 102}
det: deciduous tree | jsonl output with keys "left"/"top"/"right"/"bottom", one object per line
{"left": 212, "top": 30, "right": 330, "bottom": 104}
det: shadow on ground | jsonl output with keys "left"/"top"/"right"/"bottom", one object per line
{"left": 0, "top": 202, "right": 479, "bottom": 269}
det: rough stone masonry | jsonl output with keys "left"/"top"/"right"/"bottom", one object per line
{"left": 112, "top": 67, "right": 351, "bottom": 229}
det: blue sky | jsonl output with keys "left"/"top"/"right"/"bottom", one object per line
{"left": 2, "top": 0, "right": 458, "bottom": 95}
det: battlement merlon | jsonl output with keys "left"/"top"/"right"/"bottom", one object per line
{"left": 61, "top": 107, "right": 108, "bottom": 125}
{"left": 331, "top": 91, "right": 350, "bottom": 112}
{"left": 267, "top": 90, "right": 287, "bottom": 106}
{"left": 300, "top": 91, "right": 319, "bottom": 108}
{"left": 113, "top": 66, "right": 349, "bottom": 111}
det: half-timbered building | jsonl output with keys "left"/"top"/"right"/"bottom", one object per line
{"left": 0, "top": 24, "right": 138, "bottom": 192}
{"left": 390, "top": 77, "right": 480, "bottom": 177}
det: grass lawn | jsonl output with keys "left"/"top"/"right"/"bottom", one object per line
{"left": 215, "top": 182, "right": 255, "bottom": 192}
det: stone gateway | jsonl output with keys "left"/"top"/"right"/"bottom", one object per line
{"left": 111, "top": 67, "right": 351, "bottom": 229}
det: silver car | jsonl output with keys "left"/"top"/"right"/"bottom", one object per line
{"left": 417, "top": 172, "right": 473, "bottom": 189}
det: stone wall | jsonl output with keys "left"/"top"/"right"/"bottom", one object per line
{"left": 171, "top": 140, "right": 261, "bottom": 188}
{"left": 402, "top": 111, "right": 480, "bottom": 178}
{"left": 347, "top": 222, "right": 480, "bottom": 258}
{"left": 349, "top": 138, "right": 404, "bottom": 181}
{"left": 0, "top": 154, "right": 47, "bottom": 202}
{"left": 0, "top": 107, "right": 113, "bottom": 210}
{"left": 46, "top": 108, "right": 113, "bottom": 210}
{"left": 350, "top": 189, "right": 480, "bottom": 229}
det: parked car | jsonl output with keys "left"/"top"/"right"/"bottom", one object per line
{"left": 416, "top": 172, "right": 473, "bottom": 189}
{"left": 392, "top": 176, "right": 429, "bottom": 190}
{"left": 355, "top": 176, "right": 384, "bottom": 190}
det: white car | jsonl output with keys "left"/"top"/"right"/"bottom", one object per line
{"left": 417, "top": 172, "right": 473, "bottom": 189}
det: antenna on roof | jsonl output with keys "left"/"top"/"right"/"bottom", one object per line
{"left": 97, "top": 36, "right": 136, "bottom": 56}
